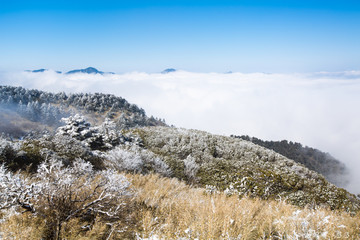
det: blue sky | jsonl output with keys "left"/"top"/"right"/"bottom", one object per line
{"left": 1, "top": 0, "right": 360, "bottom": 73}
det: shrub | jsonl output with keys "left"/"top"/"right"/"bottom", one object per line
{"left": 0, "top": 159, "right": 131, "bottom": 239}
{"left": 105, "top": 145, "right": 171, "bottom": 176}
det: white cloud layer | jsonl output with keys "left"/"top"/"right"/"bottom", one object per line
{"left": 1, "top": 70, "right": 360, "bottom": 193}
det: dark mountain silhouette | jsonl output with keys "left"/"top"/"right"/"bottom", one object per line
{"left": 161, "top": 68, "right": 177, "bottom": 74}
{"left": 66, "top": 67, "right": 114, "bottom": 75}
{"left": 25, "top": 69, "right": 62, "bottom": 74}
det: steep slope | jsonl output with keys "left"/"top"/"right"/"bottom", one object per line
{"left": 131, "top": 127, "right": 360, "bottom": 212}
{"left": 232, "top": 135, "right": 348, "bottom": 187}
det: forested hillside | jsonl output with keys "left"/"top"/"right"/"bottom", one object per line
{"left": 0, "top": 85, "right": 165, "bottom": 137}
{"left": 232, "top": 135, "right": 348, "bottom": 187}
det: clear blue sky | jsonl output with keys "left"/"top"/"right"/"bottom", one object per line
{"left": 1, "top": 0, "right": 360, "bottom": 73}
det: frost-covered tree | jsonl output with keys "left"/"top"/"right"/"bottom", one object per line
{"left": 0, "top": 158, "right": 131, "bottom": 240}
{"left": 56, "top": 114, "right": 146, "bottom": 151}
{"left": 183, "top": 155, "right": 199, "bottom": 183}
{"left": 56, "top": 115, "right": 107, "bottom": 150}
{"left": 57, "top": 115, "right": 113, "bottom": 150}
{"left": 105, "top": 145, "right": 171, "bottom": 176}
{"left": 56, "top": 115, "right": 92, "bottom": 140}
{"left": 0, "top": 164, "right": 35, "bottom": 211}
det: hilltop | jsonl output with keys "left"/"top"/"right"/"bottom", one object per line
{"left": 0, "top": 85, "right": 165, "bottom": 137}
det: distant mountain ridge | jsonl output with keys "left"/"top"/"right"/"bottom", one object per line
{"left": 66, "top": 67, "right": 114, "bottom": 75}
{"left": 26, "top": 67, "right": 180, "bottom": 75}
{"left": 25, "top": 69, "right": 62, "bottom": 74}
{"left": 25, "top": 67, "right": 114, "bottom": 75}
{"left": 161, "top": 68, "right": 177, "bottom": 74}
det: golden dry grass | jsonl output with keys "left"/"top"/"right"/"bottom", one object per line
{"left": 129, "top": 173, "right": 360, "bottom": 239}
{"left": 0, "top": 211, "right": 45, "bottom": 239}
{"left": 1, "top": 173, "right": 360, "bottom": 239}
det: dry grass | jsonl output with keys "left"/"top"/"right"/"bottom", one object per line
{"left": 129, "top": 173, "right": 360, "bottom": 239}
{"left": 1, "top": 173, "right": 360, "bottom": 239}
{"left": 0, "top": 213, "right": 121, "bottom": 240}
{"left": 0, "top": 211, "right": 45, "bottom": 239}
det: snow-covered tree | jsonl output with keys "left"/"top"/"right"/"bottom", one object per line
{"left": 0, "top": 158, "right": 131, "bottom": 239}
{"left": 183, "top": 155, "right": 199, "bottom": 183}
{"left": 0, "top": 164, "right": 35, "bottom": 211}
{"left": 105, "top": 145, "right": 171, "bottom": 176}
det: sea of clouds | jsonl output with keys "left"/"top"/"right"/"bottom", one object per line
{"left": 1, "top": 69, "right": 360, "bottom": 193}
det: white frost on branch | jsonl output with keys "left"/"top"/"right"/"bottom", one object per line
{"left": 0, "top": 158, "right": 131, "bottom": 235}
{"left": 0, "top": 164, "right": 38, "bottom": 212}
{"left": 104, "top": 145, "right": 171, "bottom": 176}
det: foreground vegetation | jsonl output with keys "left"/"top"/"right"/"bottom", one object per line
{"left": 1, "top": 171, "right": 360, "bottom": 239}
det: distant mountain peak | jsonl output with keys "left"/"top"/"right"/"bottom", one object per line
{"left": 161, "top": 68, "right": 177, "bottom": 74}
{"left": 31, "top": 69, "right": 47, "bottom": 73}
{"left": 66, "top": 67, "right": 105, "bottom": 75}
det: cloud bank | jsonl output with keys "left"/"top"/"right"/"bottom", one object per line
{"left": 1, "top": 70, "right": 360, "bottom": 193}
